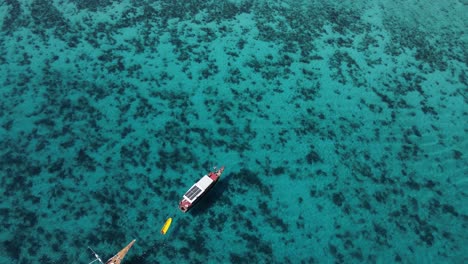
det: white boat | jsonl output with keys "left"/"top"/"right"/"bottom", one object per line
{"left": 179, "top": 166, "right": 225, "bottom": 212}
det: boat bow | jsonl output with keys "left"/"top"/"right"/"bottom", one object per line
{"left": 105, "top": 239, "right": 136, "bottom": 264}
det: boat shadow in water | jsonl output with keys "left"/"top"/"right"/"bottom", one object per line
{"left": 124, "top": 256, "right": 145, "bottom": 264}
{"left": 189, "top": 171, "right": 233, "bottom": 216}
{"left": 125, "top": 253, "right": 161, "bottom": 264}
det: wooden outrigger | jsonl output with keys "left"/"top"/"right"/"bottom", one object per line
{"left": 88, "top": 239, "right": 136, "bottom": 264}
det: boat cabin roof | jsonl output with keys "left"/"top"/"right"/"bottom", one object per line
{"left": 183, "top": 175, "right": 213, "bottom": 203}
{"left": 196, "top": 175, "right": 213, "bottom": 189}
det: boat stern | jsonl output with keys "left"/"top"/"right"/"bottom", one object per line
{"left": 179, "top": 199, "right": 191, "bottom": 212}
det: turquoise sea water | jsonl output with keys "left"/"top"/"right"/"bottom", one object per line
{"left": 0, "top": 0, "right": 467, "bottom": 263}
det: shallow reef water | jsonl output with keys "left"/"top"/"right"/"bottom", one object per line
{"left": 0, "top": 0, "right": 467, "bottom": 263}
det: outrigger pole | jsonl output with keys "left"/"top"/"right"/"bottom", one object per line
{"left": 88, "top": 247, "right": 104, "bottom": 264}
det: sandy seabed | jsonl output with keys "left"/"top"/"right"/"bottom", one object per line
{"left": 0, "top": 0, "right": 467, "bottom": 263}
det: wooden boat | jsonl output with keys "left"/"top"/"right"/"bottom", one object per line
{"left": 179, "top": 166, "right": 224, "bottom": 212}
{"left": 88, "top": 239, "right": 136, "bottom": 264}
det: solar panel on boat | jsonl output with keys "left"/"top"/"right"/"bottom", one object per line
{"left": 184, "top": 186, "right": 197, "bottom": 198}
{"left": 185, "top": 185, "right": 202, "bottom": 201}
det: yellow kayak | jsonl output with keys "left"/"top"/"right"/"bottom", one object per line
{"left": 160, "top": 217, "right": 172, "bottom": 235}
